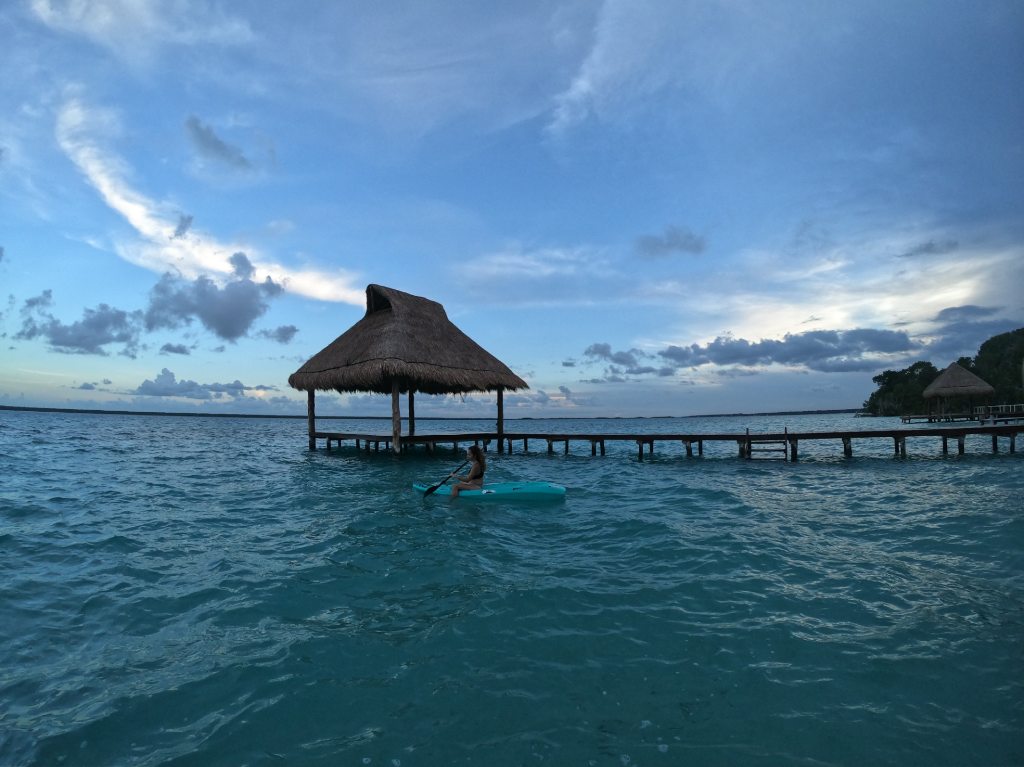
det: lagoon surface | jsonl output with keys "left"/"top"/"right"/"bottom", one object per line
{"left": 1, "top": 410, "right": 1022, "bottom": 766}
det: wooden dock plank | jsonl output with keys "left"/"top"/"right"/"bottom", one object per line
{"left": 311, "top": 424, "right": 1019, "bottom": 460}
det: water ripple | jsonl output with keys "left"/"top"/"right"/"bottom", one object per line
{"left": 2, "top": 411, "right": 1022, "bottom": 766}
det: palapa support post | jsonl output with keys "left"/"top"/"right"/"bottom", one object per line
{"left": 842, "top": 437, "right": 852, "bottom": 458}
{"left": 307, "top": 390, "right": 316, "bottom": 450}
{"left": 497, "top": 387, "right": 504, "bottom": 454}
{"left": 958, "top": 435, "right": 965, "bottom": 455}
{"left": 391, "top": 381, "right": 402, "bottom": 454}
{"left": 408, "top": 390, "right": 415, "bottom": 436}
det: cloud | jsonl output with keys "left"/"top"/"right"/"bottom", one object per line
{"left": 15, "top": 290, "right": 142, "bottom": 356}
{"left": 659, "top": 328, "right": 920, "bottom": 373}
{"left": 635, "top": 226, "right": 705, "bottom": 258}
{"left": 134, "top": 368, "right": 272, "bottom": 400}
{"left": 925, "top": 304, "right": 1023, "bottom": 362}
{"left": 932, "top": 305, "right": 998, "bottom": 324}
{"left": 460, "top": 246, "right": 621, "bottom": 306}
{"left": 582, "top": 342, "right": 677, "bottom": 381}
{"left": 55, "top": 97, "right": 364, "bottom": 304}
{"left": 897, "top": 239, "right": 959, "bottom": 258}
{"left": 584, "top": 342, "right": 646, "bottom": 369}
{"left": 171, "top": 214, "right": 193, "bottom": 239}
{"left": 547, "top": 1, "right": 788, "bottom": 136}
{"left": 185, "top": 115, "right": 252, "bottom": 170}
{"left": 230, "top": 251, "right": 256, "bottom": 279}
{"left": 257, "top": 325, "right": 299, "bottom": 344}
{"left": 0, "top": 246, "right": 5, "bottom": 262}
{"left": 144, "top": 260, "right": 284, "bottom": 342}
{"left": 30, "top": 0, "right": 253, "bottom": 65}
{"left": 160, "top": 343, "right": 190, "bottom": 355}
{"left": 76, "top": 382, "right": 95, "bottom": 390}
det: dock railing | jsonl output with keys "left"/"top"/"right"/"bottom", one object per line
{"left": 974, "top": 403, "right": 1024, "bottom": 425}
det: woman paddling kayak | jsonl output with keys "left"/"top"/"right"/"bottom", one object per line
{"left": 451, "top": 445, "right": 485, "bottom": 497}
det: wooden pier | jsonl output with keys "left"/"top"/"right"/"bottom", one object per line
{"left": 902, "top": 403, "right": 1024, "bottom": 425}
{"left": 314, "top": 423, "right": 1020, "bottom": 461}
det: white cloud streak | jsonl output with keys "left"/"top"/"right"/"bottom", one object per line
{"left": 30, "top": 0, "right": 254, "bottom": 66}
{"left": 54, "top": 96, "right": 364, "bottom": 305}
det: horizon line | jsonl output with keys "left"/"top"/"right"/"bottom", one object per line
{"left": 0, "top": 404, "right": 865, "bottom": 420}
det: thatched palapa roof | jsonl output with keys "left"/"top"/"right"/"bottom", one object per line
{"left": 923, "top": 362, "right": 994, "bottom": 399}
{"left": 288, "top": 284, "right": 528, "bottom": 395}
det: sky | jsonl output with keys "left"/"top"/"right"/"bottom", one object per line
{"left": 1, "top": 0, "right": 1022, "bottom": 419}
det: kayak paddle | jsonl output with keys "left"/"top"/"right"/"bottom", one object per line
{"left": 423, "top": 460, "right": 469, "bottom": 497}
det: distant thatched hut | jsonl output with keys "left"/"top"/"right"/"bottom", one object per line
{"left": 923, "top": 362, "right": 994, "bottom": 417}
{"left": 288, "top": 284, "right": 528, "bottom": 452}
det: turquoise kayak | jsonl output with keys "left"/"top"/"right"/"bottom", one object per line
{"left": 413, "top": 481, "right": 566, "bottom": 501}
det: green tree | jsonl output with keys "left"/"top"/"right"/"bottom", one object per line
{"left": 862, "top": 361, "right": 939, "bottom": 416}
{"left": 862, "top": 328, "right": 1024, "bottom": 415}
{"left": 972, "top": 328, "right": 1024, "bottom": 403}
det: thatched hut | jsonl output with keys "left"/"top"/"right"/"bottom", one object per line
{"left": 288, "top": 284, "right": 528, "bottom": 452}
{"left": 923, "top": 362, "right": 994, "bottom": 417}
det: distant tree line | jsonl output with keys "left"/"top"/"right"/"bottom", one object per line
{"left": 862, "top": 328, "right": 1024, "bottom": 416}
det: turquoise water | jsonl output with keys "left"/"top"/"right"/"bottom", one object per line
{"left": 1, "top": 410, "right": 1022, "bottom": 766}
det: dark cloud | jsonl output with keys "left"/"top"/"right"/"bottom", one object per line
{"left": 582, "top": 343, "right": 674, "bottom": 380}
{"left": 230, "top": 251, "right": 255, "bottom": 279}
{"left": 0, "top": 293, "right": 14, "bottom": 328}
{"left": 171, "top": 214, "right": 193, "bottom": 239}
{"left": 659, "top": 328, "right": 920, "bottom": 373}
{"left": 584, "top": 342, "right": 646, "bottom": 369}
{"left": 561, "top": 359, "right": 576, "bottom": 367}
{"left": 15, "top": 290, "right": 142, "bottom": 357}
{"left": 160, "top": 343, "right": 191, "bottom": 355}
{"left": 0, "top": 246, "right": 5, "bottom": 262}
{"left": 134, "top": 368, "right": 269, "bottom": 400}
{"left": 897, "top": 239, "right": 959, "bottom": 258}
{"left": 926, "top": 305, "right": 1022, "bottom": 361}
{"left": 636, "top": 226, "right": 706, "bottom": 259}
{"left": 145, "top": 259, "right": 283, "bottom": 342}
{"left": 257, "top": 325, "right": 298, "bottom": 344}
{"left": 932, "top": 305, "right": 998, "bottom": 324}
{"left": 185, "top": 116, "right": 251, "bottom": 170}
{"left": 76, "top": 382, "right": 96, "bottom": 390}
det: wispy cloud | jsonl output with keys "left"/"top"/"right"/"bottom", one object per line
{"left": 54, "top": 96, "right": 364, "bottom": 304}
{"left": 30, "top": 0, "right": 253, "bottom": 66}
{"left": 185, "top": 115, "right": 252, "bottom": 171}
{"left": 897, "top": 239, "right": 959, "bottom": 258}
{"left": 635, "top": 226, "right": 705, "bottom": 259}
{"left": 547, "top": 1, "right": 790, "bottom": 136}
